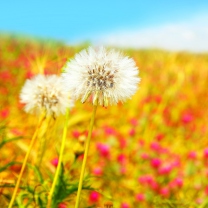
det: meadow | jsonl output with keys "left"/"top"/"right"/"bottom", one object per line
{"left": 0, "top": 35, "right": 208, "bottom": 208}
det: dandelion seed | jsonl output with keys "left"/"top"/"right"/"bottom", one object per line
{"left": 62, "top": 47, "right": 140, "bottom": 106}
{"left": 20, "top": 74, "right": 73, "bottom": 116}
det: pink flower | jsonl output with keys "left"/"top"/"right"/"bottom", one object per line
{"left": 156, "top": 133, "right": 164, "bottom": 141}
{"left": 129, "top": 128, "right": 135, "bottom": 136}
{"left": 130, "top": 118, "right": 138, "bottom": 126}
{"left": 92, "top": 166, "right": 103, "bottom": 176}
{"left": 205, "top": 185, "right": 208, "bottom": 195}
{"left": 150, "top": 180, "right": 159, "bottom": 191}
{"left": 188, "top": 151, "right": 197, "bottom": 160}
{"left": 117, "top": 154, "right": 127, "bottom": 165}
{"left": 158, "top": 165, "right": 172, "bottom": 175}
{"left": 119, "top": 138, "right": 127, "bottom": 149}
{"left": 139, "top": 139, "right": 145, "bottom": 146}
{"left": 182, "top": 113, "right": 193, "bottom": 124}
{"left": 141, "top": 153, "right": 149, "bottom": 160}
{"left": 171, "top": 158, "right": 181, "bottom": 168}
{"left": 121, "top": 202, "right": 130, "bottom": 208}
{"left": 160, "top": 187, "right": 170, "bottom": 198}
{"left": 150, "top": 142, "right": 161, "bottom": 152}
{"left": 72, "top": 130, "right": 80, "bottom": 138}
{"left": 26, "top": 70, "right": 34, "bottom": 79}
{"left": 138, "top": 175, "right": 154, "bottom": 184}
{"left": 204, "top": 148, "right": 208, "bottom": 159}
{"left": 0, "top": 108, "right": 9, "bottom": 118}
{"left": 136, "top": 193, "right": 145, "bottom": 201}
{"left": 58, "top": 203, "right": 67, "bottom": 208}
{"left": 151, "top": 158, "right": 161, "bottom": 168}
{"left": 104, "top": 126, "right": 116, "bottom": 136}
{"left": 51, "top": 158, "right": 59, "bottom": 167}
{"left": 174, "top": 177, "right": 183, "bottom": 188}
{"left": 97, "top": 143, "right": 110, "bottom": 158}
{"left": 89, "top": 191, "right": 100, "bottom": 203}
{"left": 120, "top": 166, "right": 127, "bottom": 174}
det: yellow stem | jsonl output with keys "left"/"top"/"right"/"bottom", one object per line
{"left": 8, "top": 114, "right": 45, "bottom": 208}
{"left": 75, "top": 104, "right": 98, "bottom": 208}
{"left": 47, "top": 109, "right": 69, "bottom": 208}
{"left": 36, "top": 116, "right": 51, "bottom": 168}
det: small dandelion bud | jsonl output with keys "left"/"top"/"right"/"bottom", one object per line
{"left": 62, "top": 47, "right": 140, "bottom": 106}
{"left": 20, "top": 74, "right": 73, "bottom": 117}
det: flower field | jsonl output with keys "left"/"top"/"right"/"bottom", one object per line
{"left": 0, "top": 35, "right": 208, "bottom": 208}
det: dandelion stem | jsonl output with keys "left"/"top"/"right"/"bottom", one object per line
{"left": 47, "top": 109, "right": 69, "bottom": 208}
{"left": 36, "top": 116, "right": 51, "bottom": 168}
{"left": 8, "top": 114, "right": 45, "bottom": 208}
{"left": 75, "top": 104, "right": 98, "bottom": 208}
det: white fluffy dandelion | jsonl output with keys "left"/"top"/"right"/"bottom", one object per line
{"left": 62, "top": 47, "right": 140, "bottom": 106}
{"left": 20, "top": 74, "right": 73, "bottom": 116}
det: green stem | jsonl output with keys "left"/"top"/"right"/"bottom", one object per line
{"left": 75, "top": 104, "right": 98, "bottom": 208}
{"left": 47, "top": 109, "right": 69, "bottom": 208}
{"left": 8, "top": 114, "right": 45, "bottom": 208}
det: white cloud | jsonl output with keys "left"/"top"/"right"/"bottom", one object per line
{"left": 94, "top": 15, "right": 208, "bottom": 52}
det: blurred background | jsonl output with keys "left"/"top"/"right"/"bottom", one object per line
{"left": 1, "top": 0, "right": 208, "bottom": 52}
{"left": 1, "top": 1, "right": 208, "bottom": 207}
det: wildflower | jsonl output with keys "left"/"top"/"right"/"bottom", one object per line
{"left": 205, "top": 185, "right": 208, "bottom": 195}
{"left": 129, "top": 128, "right": 135, "bottom": 136}
{"left": 92, "top": 166, "right": 103, "bottom": 176}
{"left": 151, "top": 158, "right": 161, "bottom": 168}
{"left": 51, "top": 158, "right": 59, "bottom": 167}
{"left": 187, "top": 151, "right": 197, "bottom": 160}
{"left": 89, "top": 191, "right": 100, "bottom": 203}
{"left": 136, "top": 193, "right": 145, "bottom": 201}
{"left": 119, "top": 137, "right": 127, "bottom": 149}
{"left": 130, "top": 118, "right": 138, "bottom": 126}
{"left": 62, "top": 47, "right": 140, "bottom": 106}
{"left": 174, "top": 177, "right": 183, "bottom": 188}
{"left": 141, "top": 153, "right": 149, "bottom": 160}
{"left": 158, "top": 164, "right": 172, "bottom": 175}
{"left": 155, "top": 133, "right": 165, "bottom": 141}
{"left": 104, "top": 126, "right": 116, "bottom": 135}
{"left": 138, "top": 175, "right": 154, "bottom": 184}
{"left": 182, "top": 112, "right": 193, "bottom": 124}
{"left": 204, "top": 148, "right": 208, "bottom": 158}
{"left": 72, "top": 130, "right": 81, "bottom": 138}
{"left": 121, "top": 202, "right": 130, "bottom": 208}
{"left": 20, "top": 74, "right": 73, "bottom": 116}
{"left": 0, "top": 108, "right": 9, "bottom": 118}
{"left": 117, "top": 154, "right": 127, "bottom": 165}
{"left": 150, "top": 142, "right": 161, "bottom": 152}
{"left": 160, "top": 187, "right": 170, "bottom": 198}
{"left": 58, "top": 203, "right": 67, "bottom": 208}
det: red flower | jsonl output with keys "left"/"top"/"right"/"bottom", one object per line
{"left": 0, "top": 108, "right": 9, "bottom": 118}
{"left": 89, "top": 191, "right": 100, "bottom": 203}
{"left": 51, "top": 158, "right": 59, "bottom": 167}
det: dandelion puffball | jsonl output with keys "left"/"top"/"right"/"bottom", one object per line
{"left": 20, "top": 74, "right": 73, "bottom": 116}
{"left": 62, "top": 47, "right": 140, "bottom": 106}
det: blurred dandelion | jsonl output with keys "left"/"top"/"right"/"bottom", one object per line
{"left": 9, "top": 74, "right": 73, "bottom": 208}
{"left": 62, "top": 46, "right": 140, "bottom": 208}
{"left": 20, "top": 74, "right": 73, "bottom": 117}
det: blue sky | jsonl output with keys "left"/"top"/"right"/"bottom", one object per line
{"left": 1, "top": 1, "right": 208, "bottom": 51}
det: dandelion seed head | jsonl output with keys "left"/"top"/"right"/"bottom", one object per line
{"left": 20, "top": 74, "right": 73, "bottom": 116}
{"left": 62, "top": 47, "right": 140, "bottom": 106}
